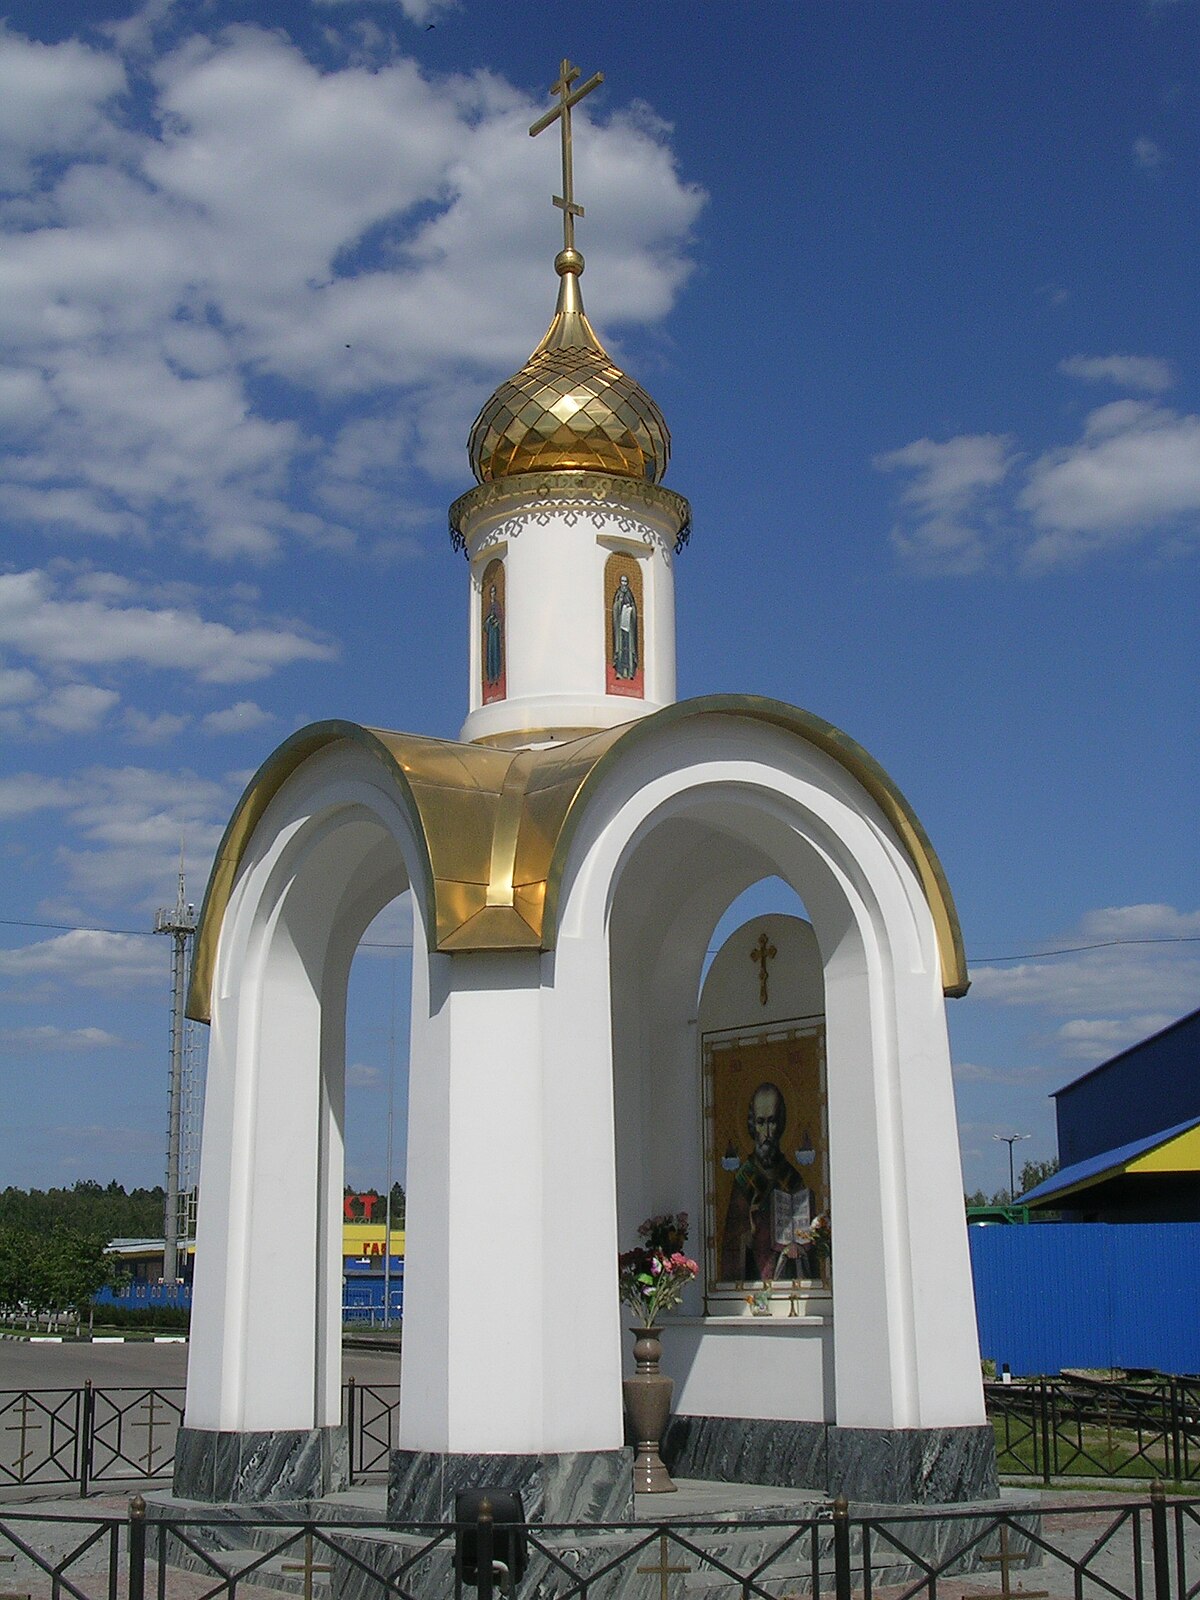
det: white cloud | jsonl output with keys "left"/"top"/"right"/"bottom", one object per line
{"left": 0, "top": 929, "right": 164, "bottom": 988}
{"left": 122, "top": 707, "right": 190, "bottom": 743}
{"left": 1053, "top": 1014, "right": 1179, "bottom": 1060}
{"left": 1020, "top": 402, "right": 1200, "bottom": 565}
{"left": 968, "top": 903, "right": 1200, "bottom": 1019}
{"left": 0, "top": 568, "right": 335, "bottom": 684}
{"left": 0, "top": 772, "right": 74, "bottom": 819}
{"left": 0, "top": 24, "right": 703, "bottom": 560}
{"left": 347, "top": 1062, "right": 384, "bottom": 1088}
{"left": 880, "top": 397, "right": 1200, "bottom": 572}
{"left": 1133, "top": 135, "right": 1166, "bottom": 169}
{"left": 873, "top": 433, "right": 1017, "bottom": 573}
{"left": 0, "top": 1024, "right": 124, "bottom": 1051}
{"left": 0, "top": 762, "right": 229, "bottom": 910}
{"left": 201, "top": 700, "right": 274, "bottom": 735}
{"left": 313, "top": 0, "right": 456, "bottom": 24}
{"left": 34, "top": 683, "right": 120, "bottom": 733}
{"left": 0, "top": 27, "right": 126, "bottom": 189}
{"left": 1059, "top": 354, "right": 1175, "bottom": 394}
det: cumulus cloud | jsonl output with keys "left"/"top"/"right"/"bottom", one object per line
{"left": 0, "top": 762, "right": 229, "bottom": 910}
{"left": 1053, "top": 1014, "right": 1179, "bottom": 1060}
{"left": 1133, "top": 135, "right": 1166, "bottom": 169}
{"left": 968, "top": 903, "right": 1200, "bottom": 1022}
{"left": 347, "top": 1062, "right": 384, "bottom": 1088}
{"left": 873, "top": 433, "right": 1017, "bottom": 573}
{"left": 0, "top": 567, "right": 335, "bottom": 685}
{"left": 201, "top": 700, "right": 274, "bottom": 735}
{"left": 0, "top": 929, "right": 165, "bottom": 989}
{"left": 0, "top": 24, "right": 703, "bottom": 559}
{"left": 880, "top": 389, "right": 1200, "bottom": 572}
{"left": 1059, "top": 354, "right": 1175, "bottom": 393}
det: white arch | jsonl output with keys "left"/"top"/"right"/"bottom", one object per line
{"left": 185, "top": 745, "right": 429, "bottom": 1436}
{"left": 545, "top": 714, "right": 983, "bottom": 1434}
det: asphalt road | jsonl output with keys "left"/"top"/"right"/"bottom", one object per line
{"left": 0, "top": 1339, "right": 401, "bottom": 1391}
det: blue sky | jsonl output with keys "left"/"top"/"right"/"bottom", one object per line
{"left": 0, "top": 1, "right": 1196, "bottom": 1201}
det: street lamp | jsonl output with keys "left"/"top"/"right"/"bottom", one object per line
{"left": 993, "top": 1132, "right": 1031, "bottom": 1200}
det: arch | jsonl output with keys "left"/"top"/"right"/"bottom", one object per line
{"left": 188, "top": 698, "right": 967, "bottom": 1024}
{"left": 546, "top": 715, "right": 983, "bottom": 1435}
{"left": 184, "top": 743, "right": 432, "bottom": 1439}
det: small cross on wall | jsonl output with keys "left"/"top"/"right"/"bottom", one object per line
{"left": 750, "top": 930, "right": 777, "bottom": 1006}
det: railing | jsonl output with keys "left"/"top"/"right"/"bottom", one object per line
{"left": 1, "top": 1486, "right": 1198, "bottom": 1600}
{"left": 987, "top": 1377, "right": 1200, "bottom": 1484}
{"left": 0, "top": 1380, "right": 401, "bottom": 1495}
{"left": 7, "top": 1375, "right": 1200, "bottom": 1502}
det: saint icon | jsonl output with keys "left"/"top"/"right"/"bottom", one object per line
{"left": 480, "top": 557, "right": 506, "bottom": 704}
{"left": 611, "top": 572, "right": 638, "bottom": 679}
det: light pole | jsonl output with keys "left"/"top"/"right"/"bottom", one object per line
{"left": 993, "top": 1132, "right": 1031, "bottom": 1200}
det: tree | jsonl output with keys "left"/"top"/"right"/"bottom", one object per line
{"left": 1018, "top": 1156, "right": 1058, "bottom": 1196}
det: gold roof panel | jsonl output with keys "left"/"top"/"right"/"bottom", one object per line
{"left": 186, "top": 699, "right": 969, "bottom": 1023}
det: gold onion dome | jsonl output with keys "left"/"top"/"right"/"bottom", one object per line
{"left": 468, "top": 249, "right": 671, "bottom": 485}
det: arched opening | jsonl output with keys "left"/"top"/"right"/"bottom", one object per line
{"left": 185, "top": 744, "right": 431, "bottom": 1454}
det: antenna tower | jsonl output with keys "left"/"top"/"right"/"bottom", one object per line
{"left": 154, "top": 856, "right": 198, "bottom": 1284}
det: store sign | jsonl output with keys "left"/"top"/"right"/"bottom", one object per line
{"left": 343, "top": 1193, "right": 381, "bottom": 1221}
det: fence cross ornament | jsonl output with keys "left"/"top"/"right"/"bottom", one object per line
{"left": 529, "top": 58, "right": 604, "bottom": 253}
{"left": 636, "top": 1533, "right": 690, "bottom": 1600}
{"left": 974, "top": 1525, "right": 1048, "bottom": 1600}
{"left": 280, "top": 1531, "right": 334, "bottom": 1600}
{"left": 132, "top": 1391, "right": 166, "bottom": 1470}
{"left": 750, "top": 930, "right": 777, "bottom": 1006}
{"left": 3, "top": 1394, "right": 43, "bottom": 1480}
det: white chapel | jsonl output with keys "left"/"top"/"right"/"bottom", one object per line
{"left": 176, "top": 60, "right": 994, "bottom": 1517}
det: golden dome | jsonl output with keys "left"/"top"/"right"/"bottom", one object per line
{"left": 468, "top": 249, "right": 671, "bottom": 485}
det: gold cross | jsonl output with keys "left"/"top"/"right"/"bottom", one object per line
{"left": 636, "top": 1533, "right": 690, "bottom": 1600}
{"left": 529, "top": 57, "right": 604, "bottom": 253}
{"left": 750, "top": 931, "right": 777, "bottom": 1006}
{"left": 280, "top": 1532, "right": 334, "bottom": 1600}
{"left": 970, "top": 1525, "right": 1048, "bottom": 1600}
{"left": 3, "top": 1395, "right": 43, "bottom": 1480}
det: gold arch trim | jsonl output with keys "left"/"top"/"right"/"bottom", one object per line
{"left": 186, "top": 697, "right": 968, "bottom": 1023}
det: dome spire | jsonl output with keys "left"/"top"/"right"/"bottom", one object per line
{"left": 464, "top": 57, "right": 672, "bottom": 489}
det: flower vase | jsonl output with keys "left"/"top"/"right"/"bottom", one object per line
{"left": 623, "top": 1326, "right": 676, "bottom": 1493}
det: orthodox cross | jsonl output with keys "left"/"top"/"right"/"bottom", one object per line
{"left": 131, "top": 1391, "right": 167, "bottom": 1471}
{"left": 280, "top": 1531, "right": 334, "bottom": 1600}
{"left": 750, "top": 930, "right": 777, "bottom": 1006}
{"left": 975, "top": 1526, "right": 1048, "bottom": 1600}
{"left": 3, "top": 1394, "right": 44, "bottom": 1480}
{"left": 529, "top": 58, "right": 604, "bottom": 253}
{"left": 635, "top": 1533, "right": 691, "bottom": 1600}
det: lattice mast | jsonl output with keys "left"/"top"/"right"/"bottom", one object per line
{"left": 154, "top": 856, "right": 197, "bottom": 1284}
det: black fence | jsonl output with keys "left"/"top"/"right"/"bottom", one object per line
{"left": 2, "top": 1486, "right": 1200, "bottom": 1600}
{"left": 987, "top": 1377, "right": 1200, "bottom": 1485}
{"left": 8, "top": 1375, "right": 1200, "bottom": 1501}
{"left": 0, "top": 1381, "right": 400, "bottom": 1496}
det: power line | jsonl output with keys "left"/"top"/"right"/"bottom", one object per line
{"left": 0, "top": 916, "right": 1197, "bottom": 965}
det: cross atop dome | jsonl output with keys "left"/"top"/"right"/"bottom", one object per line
{"left": 529, "top": 57, "right": 605, "bottom": 258}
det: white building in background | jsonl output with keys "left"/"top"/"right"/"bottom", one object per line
{"left": 176, "top": 65, "right": 992, "bottom": 1517}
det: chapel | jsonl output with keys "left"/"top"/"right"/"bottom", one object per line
{"left": 176, "top": 60, "right": 994, "bottom": 1516}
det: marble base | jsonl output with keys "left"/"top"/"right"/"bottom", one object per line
{"left": 662, "top": 1416, "right": 998, "bottom": 1505}
{"left": 173, "top": 1425, "right": 349, "bottom": 1503}
{"left": 387, "top": 1446, "right": 633, "bottom": 1522}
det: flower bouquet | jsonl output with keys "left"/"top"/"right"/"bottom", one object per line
{"left": 618, "top": 1212, "right": 699, "bottom": 1328}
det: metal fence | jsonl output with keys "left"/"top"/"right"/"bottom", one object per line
{"left": 0, "top": 1381, "right": 400, "bottom": 1496}
{"left": 2, "top": 1486, "right": 1200, "bottom": 1600}
{"left": 987, "top": 1377, "right": 1200, "bottom": 1485}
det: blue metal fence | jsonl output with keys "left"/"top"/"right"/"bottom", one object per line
{"left": 970, "top": 1221, "right": 1200, "bottom": 1376}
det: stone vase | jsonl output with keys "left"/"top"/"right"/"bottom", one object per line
{"left": 623, "top": 1326, "right": 677, "bottom": 1493}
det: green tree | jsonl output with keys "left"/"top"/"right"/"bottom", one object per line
{"left": 0, "top": 1226, "right": 34, "bottom": 1311}
{"left": 1018, "top": 1156, "right": 1058, "bottom": 1196}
